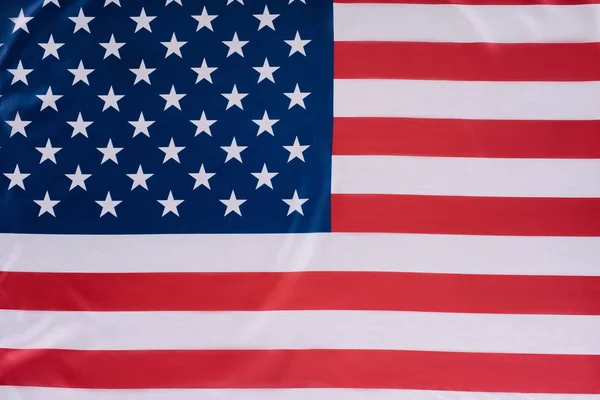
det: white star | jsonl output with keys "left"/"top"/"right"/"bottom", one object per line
{"left": 8, "top": 61, "right": 33, "bottom": 86}
{"left": 221, "top": 84, "right": 247, "bottom": 110}
{"left": 222, "top": 33, "right": 248, "bottom": 57}
{"left": 284, "top": 84, "right": 310, "bottom": 109}
{"left": 289, "top": 0, "right": 306, "bottom": 3}
{"left": 36, "top": 138, "right": 62, "bottom": 164}
{"left": 97, "top": 139, "right": 123, "bottom": 164}
{"left": 131, "top": 8, "right": 155, "bottom": 32}
{"left": 130, "top": 60, "right": 155, "bottom": 85}
{"left": 100, "top": 34, "right": 125, "bottom": 59}
{"left": 98, "top": 86, "right": 124, "bottom": 111}
{"left": 96, "top": 192, "right": 121, "bottom": 217}
{"left": 43, "top": 0, "right": 61, "bottom": 6}
{"left": 221, "top": 137, "right": 247, "bottom": 163}
{"left": 166, "top": 0, "right": 183, "bottom": 5}
{"left": 69, "top": 8, "right": 94, "bottom": 33}
{"left": 68, "top": 60, "right": 94, "bottom": 85}
{"left": 284, "top": 137, "right": 310, "bottom": 162}
{"left": 104, "top": 0, "right": 121, "bottom": 7}
{"left": 189, "top": 164, "right": 215, "bottom": 190}
{"left": 191, "top": 111, "right": 216, "bottom": 136}
{"left": 220, "top": 191, "right": 246, "bottom": 216}
{"left": 159, "top": 138, "right": 185, "bottom": 163}
{"left": 161, "top": 33, "right": 186, "bottom": 58}
{"left": 34, "top": 192, "right": 60, "bottom": 217}
{"left": 191, "top": 59, "right": 217, "bottom": 84}
{"left": 36, "top": 87, "right": 63, "bottom": 111}
{"left": 283, "top": 190, "right": 308, "bottom": 216}
{"left": 6, "top": 112, "right": 31, "bottom": 137}
{"left": 252, "top": 111, "right": 278, "bottom": 136}
{"left": 160, "top": 85, "right": 186, "bottom": 110}
{"left": 285, "top": 31, "right": 311, "bottom": 56}
{"left": 253, "top": 58, "right": 279, "bottom": 83}
{"left": 127, "top": 165, "right": 153, "bottom": 190}
{"left": 158, "top": 191, "right": 184, "bottom": 217}
{"left": 4, "top": 165, "right": 30, "bottom": 190}
{"left": 65, "top": 166, "right": 91, "bottom": 191}
{"left": 253, "top": 6, "right": 279, "bottom": 31}
{"left": 39, "top": 35, "right": 64, "bottom": 59}
{"left": 252, "top": 164, "right": 278, "bottom": 189}
{"left": 10, "top": 9, "right": 33, "bottom": 33}
{"left": 129, "top": 112, "right": 154, "bottom": 137}
{"left": 192, "top": 7, "right": 217, "bottom": 31}
{"left": 67, "top": 112, "right": 93, "bottom": 138}
{"left": 227, "top": 0, "right": 244, "bottom": 4}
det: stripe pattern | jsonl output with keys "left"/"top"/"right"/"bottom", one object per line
{"left": 329, "top": 0, "right": 600, "bottom": 398}
{"left": 3, "top": 1, "right": 600, "bottom": 400}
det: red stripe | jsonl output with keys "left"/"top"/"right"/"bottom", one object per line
{"left": 332, "top": 117, "right": 600, "bottom": 158}
{"left": 2, "top": 348, "right": 598, "bottom": 393}
{"left": 335, "top": 42, "right": 600, "bottom": 81}
{"left": 331, "top": 194, "right": 600, "bottom": 236}
{"left": 2, "top": 271, "right": 598, "bottom": 315}
{"left": 334, "top": 0, "right": 600, "bottom": 4}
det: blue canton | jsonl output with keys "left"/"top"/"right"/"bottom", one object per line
{"left": 0, "top": 0, "right": 333, "bottom": 234}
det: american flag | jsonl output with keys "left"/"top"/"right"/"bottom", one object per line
{"left": 1, "top": 0, "right": 599, "bottom": 398}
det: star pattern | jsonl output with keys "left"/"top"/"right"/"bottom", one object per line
{"left": 254, "top": 6, "right": 279, "bottom": 31}
{"left": 252, "top": 164, "right": 278, "bottom": 189}
{"left": 66, "top": 166, "right": 92, "bottom": 191}
{"left": 69, "top": 8, "right": 95, "bottom": 33}
{"left": 253, "top": 111, "right": 279, "bottom": 136}
{"left": 8, "top": 61, "right": 33, "bottom": 86}
{"left": 159, "top": 138, "right": 185, "bottom": 163}
{"left": 39, "top": 35, "right": 64, "bottom": 60}
{"left": 10, "top": 9, "right": 33, "bottom": 33}
{"left": 34, "top": 192, "right": 60, "bottom": 217}
{"left": 191, "top": 59, "right": 218, "bottom": 84}
{"left": 67, "top": 113, "right": 93, "bottom": 137}
{"left": 131, "top": 8, "right": 156, "bottom": 33}
{"left": 100, "top": 34, "right": 125, "bottom": 59}
{"left": 192, "top": 7, "right": 218, "bottom": 32}
{"left": 189, "top": 164, "right": 215, "bottom": 190}
{"left": 222, "top": 84, "right": 248, "bottom": 110}
{"left": 37, "top": 87, "right": 63, "bottom": 111}
{"left": 129, "top": 112, "right": 155, "bottom": 137}
{"left": 0, "top": 0, "right": 329, "bottom": 234}
{"left": 127, "top": 165, "right": 153, "bottom": 190}
{"left": 97, "top": 139, "right": 123, "bottom": 164}
{"left": 68, "top": 61, "right": 94, "bottom": 85}
{"left": 191, "top": 112, "right": 217, "bottom": 136}
{"left": 221, "top": 137, "right": 247, "bottom": 163}
{"left": 6, "top": 113, "right": 31, "bottom": 137}
{"left": 130, "top": 60, "right": 155, "bottom": 85}
{"left": 223, "top": 32, "right": 248, "bottom": 57}
{"left": 98, "top": 86, "right": 124, "bottom": 111}
{"left": 161, "top": 33, "right": 186, "bottom": 58}
{"left": 253, "top": 58, "right": 279, "bottom": 83}
{"left": 157, "top": 191, "right": 184, "bottom": 216}
{"left": 96, "top": 192, "right": 121, "bottom": 217}
{"left": 160, "top": 85, "right": 186, "bottom": 110}
{"left": 35, "top": 139, "right": 62, "bottom": 164}
{"left": 282, "top": 190, "right": 308, "bottom": 216}
{"left": 285, "top": 31, "right": 311, "bottom": 56}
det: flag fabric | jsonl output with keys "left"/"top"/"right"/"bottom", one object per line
{"left": 1, "top": 0, "right": 599, "bottom": 399}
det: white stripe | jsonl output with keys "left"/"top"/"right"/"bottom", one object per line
{"left": 2, "top": 310, "right": 599, "bottom": 354}
{"left": 1, "top": 233, "right": 598, "bottom": 276}
{"left": 332, "top": 156, "right": 600, "bottom": 198}
{"left": 333, "top": 3, "right": 600, "bottom": 43}
{"left": 334, "top": 79, "right": 600, "bottom": 120}
{"left": 2, "top": 387, "right": 600, "bottom": 400}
